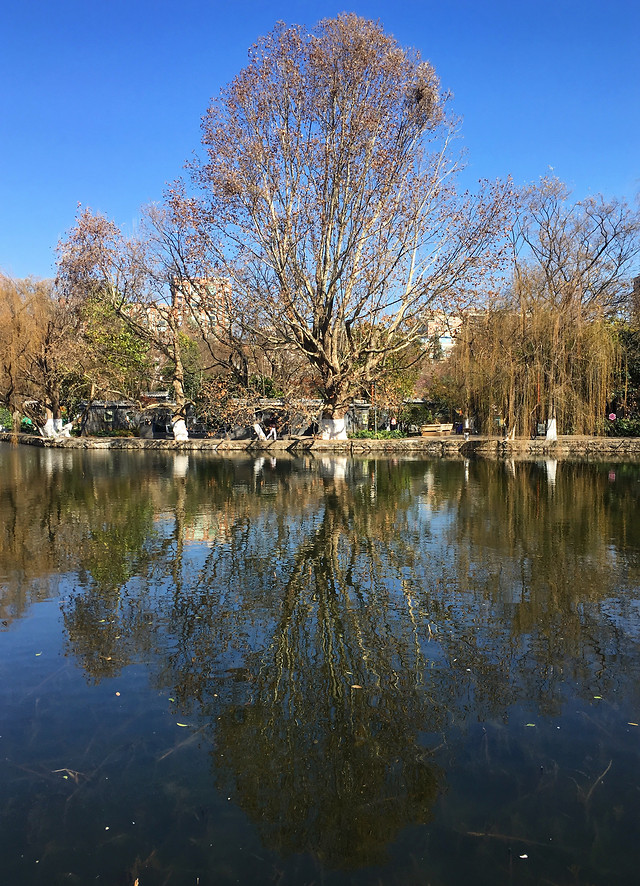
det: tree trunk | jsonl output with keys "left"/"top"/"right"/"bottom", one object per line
{"left": 545, "top": 417, "right": 558, "bottom": 440}
{"left": 51, "top": 388, "right": 63, "bottom": 434}
{"left": 43, "top": 388, "right": 63, "bottom": 437}
{"left": 80, "top": 382, "right": 95, "bottom": 437}
{"left": 43, "top": 407, "right": 56, "bottom": 438}
{"left": 546, "top": 394, "right": 557, "bottom": 440}
{"left": 319, "top": 395, "right": 349, "bottom": 440}
{"left": 170, "top": 320, "right": 189, "bottom": 442}
{"left": 319, "top": 416, "right": 348, "bottom": 440}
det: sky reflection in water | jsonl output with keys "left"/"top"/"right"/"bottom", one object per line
{"left": 1, "top": 444, "right": 640, "bottom": 886}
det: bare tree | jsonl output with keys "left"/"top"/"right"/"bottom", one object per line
{"left": 513, "top": 176, "right": 640, "bottom": 320}
{"left": 173, "top": 14, "right": 512, "bottom": 438}
{"left": 56, "top": 208, "right": 194, "bottom": 439}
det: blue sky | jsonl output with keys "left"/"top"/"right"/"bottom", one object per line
{"left": 1, "top": 0, "right": 638, "bottom": 279}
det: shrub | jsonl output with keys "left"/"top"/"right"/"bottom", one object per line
{"left": 349, "top": 429, "right": 404, "bottom": 439}
{"left": 20, "top": 417, "right": 40, "bottom": 435}
{"left": 605, "top": 417, "right": 640, "bottom": 437}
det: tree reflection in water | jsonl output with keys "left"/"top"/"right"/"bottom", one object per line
{"left": 153, "top": 457, "right": 444, "bottom": 867}
{"left": 50, "top": 454, "right": 446, "bottom": 866}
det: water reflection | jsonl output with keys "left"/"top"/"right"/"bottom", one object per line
{"left": 2, "top": 444, "right": 640, "bottom": 883}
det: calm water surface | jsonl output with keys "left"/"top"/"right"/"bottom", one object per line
{"left": 1, "top": 443, "right": 640, "bottom": 885}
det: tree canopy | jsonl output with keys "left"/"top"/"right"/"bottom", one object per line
{"left": 169, "top": 14, "right": 512, "bottom": 434}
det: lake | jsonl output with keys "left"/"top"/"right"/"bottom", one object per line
{"left": 1, "top": 443, "right": 640, "bottom": 885}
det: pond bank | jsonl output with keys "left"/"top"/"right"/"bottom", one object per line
{"left": 3, "top": 430, "right": 640, "bottom": 459}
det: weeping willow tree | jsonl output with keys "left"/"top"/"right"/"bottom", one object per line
{"left": 449, "top": 278, "right": 619, "bottom": 436}
{"left": 444, "top": 178, "right": 639, "bottom": 436}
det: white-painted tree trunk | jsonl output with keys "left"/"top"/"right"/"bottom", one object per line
{"left": 318, "top": 417, "right": 348, "bottom": 440}
{"left": 172, "top": 418, "right": 189, "bottom": 442}
{"left": 43, "top": 416, "right": 71, "bottom": 438}
{"left": 545, "top": 418, "right": 557, "bottom": 441}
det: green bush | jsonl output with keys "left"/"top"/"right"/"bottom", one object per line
{"left": 20, "top": 417, "right": 40, "bottom": 435}
{"left": 605, "top": 417, "right": 640, "bottom": 437}
{"left": 349, "top": 429, "right": 404, "bottom": 439}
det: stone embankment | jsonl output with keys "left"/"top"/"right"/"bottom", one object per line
{"left": 3, "top": 431, "right": 640, "bottom": 460}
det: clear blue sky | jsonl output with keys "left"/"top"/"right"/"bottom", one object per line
{"left": 1, "top": 0, "right": 638, "bottom": 280}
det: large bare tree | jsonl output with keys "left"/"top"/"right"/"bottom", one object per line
{"left": 174, "top": 14, "right": 512, "bottom": 437}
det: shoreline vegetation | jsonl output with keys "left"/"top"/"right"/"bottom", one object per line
{"left": 3, "top": 430, "right": 640, "bottom": 459}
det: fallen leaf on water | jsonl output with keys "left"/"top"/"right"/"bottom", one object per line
{"left": 594, "top": 695, "right": 602, "bottom": 699}
{"left": 629, "top": 722, "right": 639, "bottom": 727}
{"left": 176, "top": 722, "right": 189, "bottom": 727}
{"left": 351, "top": 685, "right": 363, "bottom": 690}
{"left": 525, "top": 723, "right": 535, "bottom": 727}
{"left": 35, "top": 652, "right": 42, "bottom": 656}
